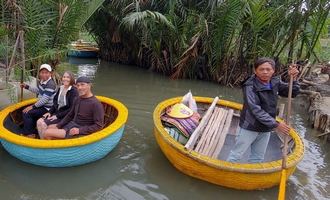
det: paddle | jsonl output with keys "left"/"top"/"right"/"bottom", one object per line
{"left": 278, "top": 65, "right": 294, "bottom": 200}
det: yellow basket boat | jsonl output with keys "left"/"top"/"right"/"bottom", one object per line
{"left": 153, "top": 96, "right": 304, "bottom": 190}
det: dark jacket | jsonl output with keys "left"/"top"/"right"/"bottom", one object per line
{"left": 49, "top": 86, "right": 78, "bottom": 119}
{"left": 57, "top": 96, "right": 104, "bottom": 135}
{"left": 239, "top": 75, "right": 300, "bottom": 132}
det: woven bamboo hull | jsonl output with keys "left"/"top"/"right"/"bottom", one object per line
{"left": 0, "top": 96, "right": 128, "bottom": 167}
{"left": 153, "top": 97, "right": 304, "bottom": 190}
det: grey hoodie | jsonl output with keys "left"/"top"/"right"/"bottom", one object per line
{"left": 239, "top": 75, "right": 300, "bottom": 132}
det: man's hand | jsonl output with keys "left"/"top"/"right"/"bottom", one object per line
{"left": 288, "top": 64, "right": 299, "bottom": 80}
{"left": 48, "top": 115, "right": 57, "bottom": 121}
{"left": 69, "top": 127, "right": 79, "bottom": 136}
{"left": 275, "top": 121, "right": 290, "bottom": 135}
{"left": 20, "top": 83, "right": 27, "bottom": 89}
{"left": 43, "top": 112, "right": 51, "bottom": 119}
{"left": 23, "top": 105, "right": 33, "bottom": 113}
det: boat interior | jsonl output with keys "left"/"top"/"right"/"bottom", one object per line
{"left": 162, "top": 102, "right": 294, "bottom": 163}
{"left": 3, "top": 102, "right": 119, "bottom": 138}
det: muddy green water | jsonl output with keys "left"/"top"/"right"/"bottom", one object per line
{"left": 0, "top": 58, "right": 329, "bottom": 200}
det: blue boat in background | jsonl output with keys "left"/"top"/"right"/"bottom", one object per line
{"left": 68, "top": 40, "right": 99, "bottom": 58}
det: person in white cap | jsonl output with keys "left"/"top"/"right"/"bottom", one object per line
{"left": 20, "top": 63, "right": 56, "bottom": 137}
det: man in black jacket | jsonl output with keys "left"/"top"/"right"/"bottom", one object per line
{"left": 227, "top": 57, "right": 300, "bottom": 163}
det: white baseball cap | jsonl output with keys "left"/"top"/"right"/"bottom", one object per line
{"left": 39, "top": 64, "right": 52, "bottom": 72}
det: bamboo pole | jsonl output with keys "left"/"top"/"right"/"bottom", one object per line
{"left": 5, "top": 35, "right": 9, "bottom": 86}
{"left": 194, "top": 107, "right": 218, "bottom": 152}
{"left": 185, "top": 97, "right": 219, "bottom": 150}
{"left": 277, "top": 104, "right": 285, "bottom": 144}
{"left": 8, "top": 31, "right": 21, "bottom": 78}
{"left": 278, "top": 70, "right": 294, "bottom": 200}
{"left": 202, "top": 108, "right": 227, "bottom": 156}
{"left": 19, "top": 31, "right": 25, "bottom": 102}
{"left": 195, "top": 107, "right": 220, "bottom": 152}
{"left": 197, "top": 107, "right": 221, "bottom": 154}
{"left": 211, "top": 109, "right": 234, "bottom": 158}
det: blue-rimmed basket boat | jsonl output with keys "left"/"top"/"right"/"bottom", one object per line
{"left": 0, "top": 96, "right": 128, "bottom": 167}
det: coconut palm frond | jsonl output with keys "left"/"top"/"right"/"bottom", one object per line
{"left": 121, "top": 10, "right": 174, "bottom": 31}
{"left": 209, "top": 0, "right": 243, "bottom": 72}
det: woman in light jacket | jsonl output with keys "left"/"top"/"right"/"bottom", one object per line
{"left": 37, "top": 71, "right": 78, "bottom": 139}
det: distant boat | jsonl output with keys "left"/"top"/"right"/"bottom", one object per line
{"left": 0, "top": 96, "right": 128, "bottom": 167}
{"left": 68, "top": 41, "right": 99, "bottom": 58}
{"left": 153, "top": 96, "right": 304, "bottom": 190}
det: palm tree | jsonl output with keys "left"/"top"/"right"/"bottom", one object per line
{"left": 86, "top": 0, "right": 330, "bottom": 85}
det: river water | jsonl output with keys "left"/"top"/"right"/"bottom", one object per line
{"left": 0, "top": 58, "right": 329, "bottom": 200}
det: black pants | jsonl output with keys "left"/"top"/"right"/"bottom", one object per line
{"left": 22, "top": 107, "right": 48, "bottom": 135}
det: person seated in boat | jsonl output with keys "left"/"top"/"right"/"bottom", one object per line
{"left": 227, "top": 57, "right": 300, "bottom": 163}
{"left": 42, "top": 76, "right": 104, "bottom": 139}
{"left": 20, "top": 64, "right": 56, "bottom": 137}
{"left": 36, "top": 71, "right": 78, "bottom": 139}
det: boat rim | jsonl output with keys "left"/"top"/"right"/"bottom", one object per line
{"left": 0, "top": 96, "right": 128, "bottom": 149}
{"left": 153, "top": 96, "right": 305, "bottom": 173}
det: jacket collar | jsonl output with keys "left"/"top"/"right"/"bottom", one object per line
{"left": 244, "top": 75, "right": 280, "bottom": 91}
{"left": 40, "top": 77, "right": 52, "bottom": 85}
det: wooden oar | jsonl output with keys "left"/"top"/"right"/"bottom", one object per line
{"left": 278, "top": 66, "right": 294, "bottom": 200}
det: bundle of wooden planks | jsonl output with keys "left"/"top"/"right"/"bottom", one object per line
{"left": 185, "top": 97, "right": 235, "bottom": 158}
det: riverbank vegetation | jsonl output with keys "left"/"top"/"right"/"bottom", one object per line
{"left": 0, "top": 0, "right": 104, "bottom": 79}
{"left": 86, "top": 0, "right": 330, "bottom": 86}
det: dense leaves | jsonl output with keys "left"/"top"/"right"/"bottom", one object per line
{"left": 0, "top": 0, "right": 104, "bottom": 73}
{"left": 86, "top": 0, "right": 330, "bottom": 85}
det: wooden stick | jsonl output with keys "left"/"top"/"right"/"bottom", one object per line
{"left": 282, "top": 73, "right": 293, "bottom": 168}
{"left": 316, "top": 131, "right": 330, "bottom": 137}
{"left": 277, "top": 104, "right": 285, "bottom": 144}
{"left": 19, "top": 31, "right": 25, "bottom": 102}
{"left": 278, "top": 65, "right": 294, "bottom": 200}
{"left": 199, "top": 108, "right": 222, "bottom": 153}
{"left": 195, "top": 107, "right": 219, "bottom": 152}
{"left": 203, "top": 108, "right": 227, "bottom": 156}
{"left": 298, "top": 62, "right": 311, "bottom": 80}
{"left": 202, "top": 108, "right": 227, "bottom": 155}
{"left": 8, "top": 31, "right": 22, "bottom": 78}
{"left": 204, "top": 108, "right": 227, "bottom": 156}
{"left": 185, "top": 97, "right": 219, "bottom": 150}
{"left": 198, "top": 107, "right": 223, "bottom": 153}
{"left": 5, "top": 35, "right": 9, "bottom": 85}
{"left": 211, "top": 109, "right": 234, "bottom": 158}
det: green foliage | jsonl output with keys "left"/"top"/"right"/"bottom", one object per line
{"left": 0, "top": 0, "right": 104, "bottom": 72}
{"left": 86, "top": 0, "right": 330, "bottom": 85}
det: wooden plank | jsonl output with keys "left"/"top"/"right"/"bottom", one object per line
{"left": 194, "top": 107, "right": 218, "bottom": 152}
{"left": 185, "top": 97, "right": 219, "bottom": 150}
{"left": 203, "top": 108, "right": 227, "bottom": 156}
{"left": 197, "top": 107, "right": 222, "bottom": 153}
{"left": 210, "top": 109, "right": 234, "bottom": 158}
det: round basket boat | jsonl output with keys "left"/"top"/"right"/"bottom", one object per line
{"left": 0, "top": 96, "right": 128, "bottom": 167}
{"left": 153, "top": 96, "right": 304, "bottom": 190}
